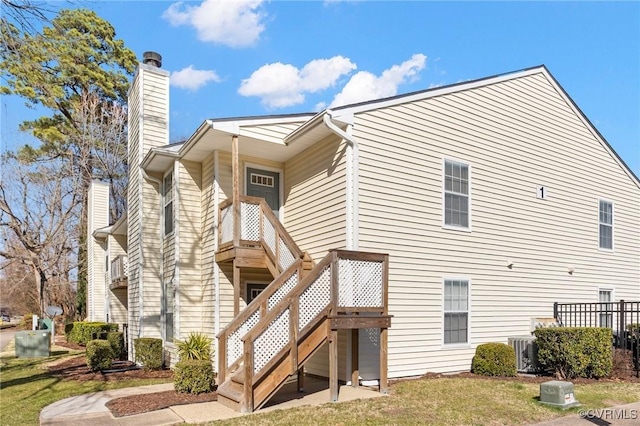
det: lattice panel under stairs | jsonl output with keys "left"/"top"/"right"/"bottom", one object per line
{"left": 263, "top": 213, "right": 276, "bottom": 254}
{"left": 226, "top": 309, "right": 260, "bottom": 367}
{"left": 241, "top": 202, "right": 260, "bottom": 241}
{"left": 298, "top": 265, "right": 331, "bottom": 330}
{"left": 221, "top": 205, "right": 233, "bottom": 243}
{"left": 338, "top": 259, "right": 383, "bottom": 308}
{"left": 278, "top": 238, "right": 296, "bottom": 270}
{"left": 268, "top": 271, "right": 298, "bottom": 311}
{"left": 254, "top": 309, "right": 290, "bottom": 374}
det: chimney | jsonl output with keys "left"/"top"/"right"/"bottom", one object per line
{"left": 142, "top": 51, "right": 162, "bottom": 68}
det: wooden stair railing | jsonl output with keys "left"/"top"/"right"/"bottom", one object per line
{"left": 218, "top": 250, "right": 389, "bottom": 413}
{"left": 217, "top": 259, "right": 303, "bottom": 383}
{"left": 218, "top": 195, "right": 306, "bottom": 275}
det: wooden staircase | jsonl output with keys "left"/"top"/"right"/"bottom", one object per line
{"left": 215, "top": 196, "right": 390, "bottom": 413}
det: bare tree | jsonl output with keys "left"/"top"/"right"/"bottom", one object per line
{"left": 0, "top": 156, "right": 80, "bottom": 317}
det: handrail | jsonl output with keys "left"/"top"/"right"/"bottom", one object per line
{"left": 218, "top": 195, "right": 304, "bottom": 274}
{"left": 110, "top": 255, "right": 128, "bottom": 283}
{"left": 217, "top": 259, "right": 303, "bottom": 381}
{"left": 240, "top": 250, "right": 388, "bottom": 409}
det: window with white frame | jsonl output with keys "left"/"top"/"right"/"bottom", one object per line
{"left": 163, "top": 171, "right": 174, "bottom": 236}
{"left": 164, "top": 280, "right": 174, "bottom": 341}
{"left": 444, "top": 159, "right": 470, "bottom": 229}
{"left": 598, "top": 289, "right": 613, "bottom": 328}
{"left": 599, "top": 200, "right": 613, "bottom": 249}
{"left": 444, "top": 279, "right": 469, "bottom": 344}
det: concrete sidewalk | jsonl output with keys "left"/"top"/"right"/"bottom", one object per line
{"left": 39, "top": 377, "right": 386, "bottom": 425}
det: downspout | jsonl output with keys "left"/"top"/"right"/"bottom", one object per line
{"left": 324, "top": 110, "right": 359, "bottom": 385}
{"left": 323, "top": 110, "right": 359, "bottom": 250}
{"left": 141, "top": 169, "right": 163, "bottom": 337}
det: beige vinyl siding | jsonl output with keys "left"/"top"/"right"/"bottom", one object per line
{"left": 241, "top": 122, "right": 303, "bottom": 142}
{"left": 201, "top": 154, "right": 215, "bottom": 337}
{"left": 126, "top": 73, "right": 141, "bottom": 345}
{"left": 87, "top": 182, "right": 109, "bottom": 322}
{"left": 177, "top": 160, "right": 203, "bottom": 336}
{"left": 107, "top": 234, "right": 127, "bottom": 325}
{"left": 284, "top": 133, "right": 348, "bottom": 260}
{"left": 355, "top": 71, "right": 640, "bottom": 378}
{"left": 283, "top": 134, "right": 348, "bottom": 377}
{"left": 127, "top": 64, "right": 170, "bottom": 347}
{"left": 142, "top": 175, "right": 163, "bottom": 338}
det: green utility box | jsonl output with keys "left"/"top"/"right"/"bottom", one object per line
{"left": 15, "top": 330, "right": 51, "bottom": 358}
{"left": 539, "top": 381, "right": 580, "bottom": 409}
{"left": 38, "top": 318, "right": 53, "bottom": 331}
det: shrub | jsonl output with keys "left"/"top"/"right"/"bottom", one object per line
{"left": 106, "top": 332, "right": 126, "bottom": 360}
{"left": 134, "top": 338, "right": 163, "bottom": 370}
{"left": 534, "top": 327, "right": 612, "bottom": 379}
{"left": 86, "top": 339, "right": 114, "bottom": 371}
{"left": 67, "top": 322, "right": 119, "bottom": 346}
{"left": 64, "top": 322, "right": 74, "bottom": 336}
{"left": 471, "top": 343, "right": 517, "bottom": 377}
{"left": 176, "top": 332, "right": 213, "bottom": 361}
{"left": 20, "top": 314, "right": 34, "bottom": 330}
{"left": 174, "top": 359, "right": 215, "bottom": 394}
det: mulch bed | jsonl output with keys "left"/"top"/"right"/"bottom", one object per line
{"left": 47, "top": 342, "right": 216, "bottom": 417}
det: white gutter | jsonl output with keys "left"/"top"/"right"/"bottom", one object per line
{"left": 323, "top": 110, "right": 359, "bottom": 250}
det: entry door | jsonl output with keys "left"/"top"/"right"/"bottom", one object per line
{"left": 246, "top": 167, "right": 280, "bottom": 217}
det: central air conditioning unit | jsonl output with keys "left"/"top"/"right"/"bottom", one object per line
{"left": 508, "top": 336, "right": 538, "bottom": 373}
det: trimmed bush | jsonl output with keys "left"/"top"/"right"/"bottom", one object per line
{"left": 67, "top": 322, "right": 119, "bottom": 346}
{"left": 174, "top": 359, "right": 215, "bottom": 394}
{"left": 471, "top": 343, "right": 517, "bottom": 377}
{"left": 106, "top": 332, "right": 126, "bottom": 360}
{"left": 86, "top": 339, "right": 114, "bottom": 371}
{"left": 534, "top": 327, "right": 612, "bottom": 379}
{"left": 134, "top": 338, "right": 163, "bottom": 370}
{"left": 176, "top": 332, "right": 213, "bottom": 361}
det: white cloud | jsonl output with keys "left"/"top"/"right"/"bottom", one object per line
{"left": 330, "top": 53, "right": 426, "bottom": 108}
{"left": 163, "top": 0, "right": 266, "bottom": 48}
{"left": 239, "top": 56, "right": 356, "bottom": 108}
{"left": 171, "top": 65, "right": 221, "bottom": 91}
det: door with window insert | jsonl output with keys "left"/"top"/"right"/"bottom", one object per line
{"left": 246, "top": 167, "right": 280, "bottom": 217}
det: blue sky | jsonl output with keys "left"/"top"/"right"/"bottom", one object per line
{"left": 1, "top": 1, "right": 639, "bottom": 175}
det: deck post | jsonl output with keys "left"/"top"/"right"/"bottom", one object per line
{"left": 233, "top": 261, "right": 240, "bottom": 316}
{"left": 232, "top": 134, "right": 240, "bottom": 247}
{"left": 351, "top": 328, "right": 359, "bottom": 387}
{"left": 329, "top": 328, "right": 339, "bottom": 402}
{"left": 380, "top": 327, "right": 388, "bottom": 394}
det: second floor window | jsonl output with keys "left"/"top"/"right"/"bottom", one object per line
{"left": 599, "top": 200, "right": 613, "bottom": 250}
{"left": 444, "top": 159, "right": 470, "bottom": 229}
{"left": 163, "top": 171, "right": 174, "bottom": 236}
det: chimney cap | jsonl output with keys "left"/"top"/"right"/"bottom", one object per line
{"left": 142, "top": 51, "right": 162, "bottom": 68}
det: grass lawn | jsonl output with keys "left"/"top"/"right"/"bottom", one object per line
{"left": 0, "top": 345, "right": 172, "bottom": 426}
{"left": 205, "top": 378, "right": 640, "bottom": 426}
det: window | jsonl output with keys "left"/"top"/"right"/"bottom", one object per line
{"left": 444, "top": 279, "right": 469, "bottom": 344}
{"left": 164, "top": 280, "right": 174, "bottom": 341}
{"left": 599, "top": 289, "right": 613, "bottom": 328}
{"left": 599, "top": 200, "right": 613, "bottom": 249}
{"left": 163, "top": 171, "right": 174, "bottom": 236}
{"left": 246, "top": 283, "right": 268, "bottom": 304}
{"left": 444, "top": 159, "right": 470, "bottom": 229}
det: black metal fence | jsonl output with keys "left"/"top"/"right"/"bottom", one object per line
{"left": 553, "top": 300, "right": 640, "bottom": 376}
